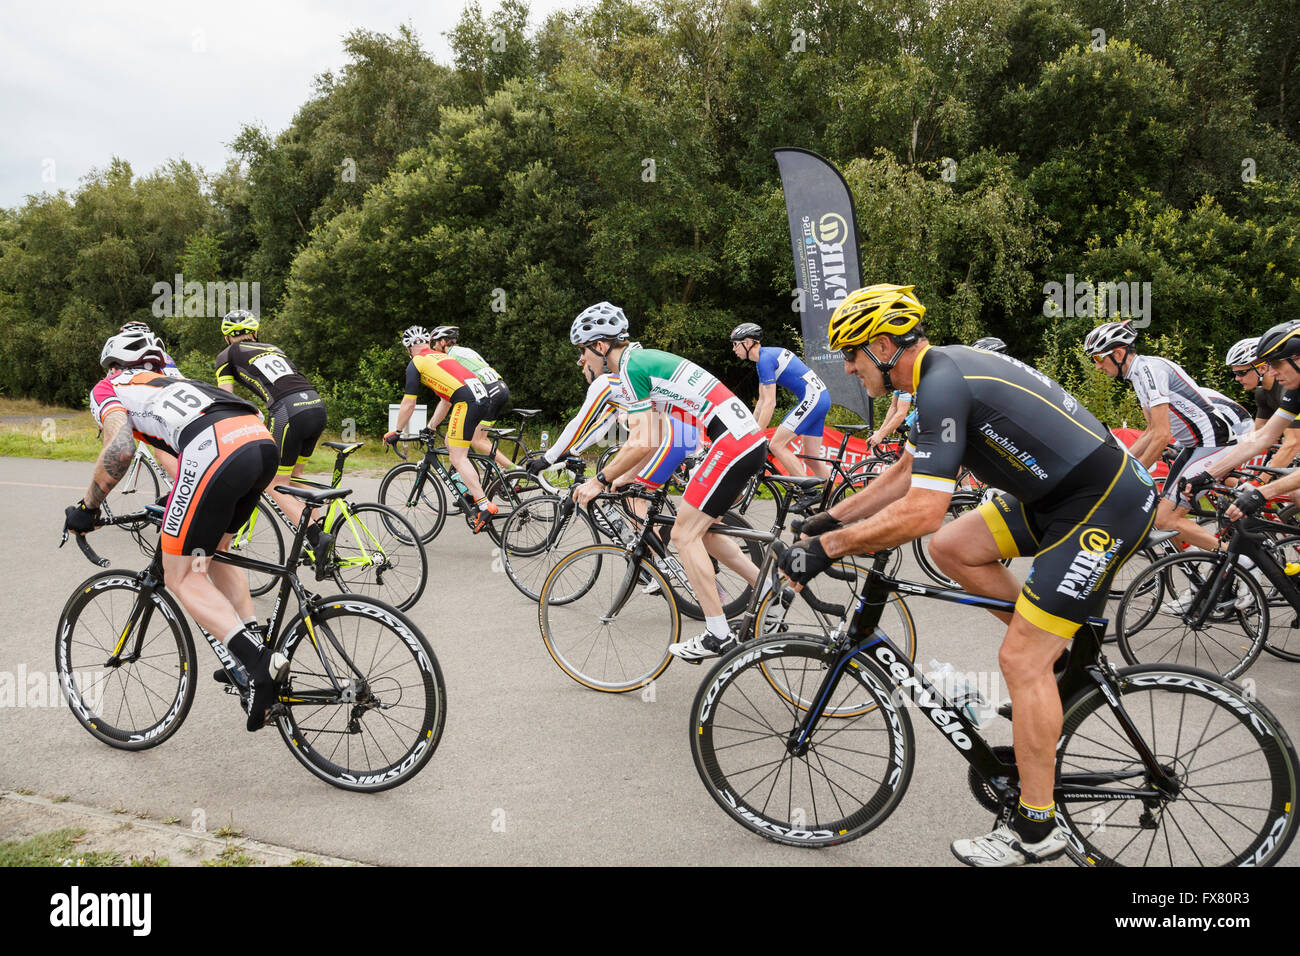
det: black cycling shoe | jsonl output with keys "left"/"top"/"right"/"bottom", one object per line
{"left": 213, "top": 666, "right": 248, "bottom": 689}
{"left": 244, "top": 647, "right": 290, "bottom": 732}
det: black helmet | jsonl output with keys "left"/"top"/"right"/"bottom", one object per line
{"left": 972, "top": 336, "right": 1007, "bottom": 354}
{"left": 1257, "top": 321, "right": 1300, "bottom": 364}
{"left": 729, "top": 323, "right": 763, "bottom": 342}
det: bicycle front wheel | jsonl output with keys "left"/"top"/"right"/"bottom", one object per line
{"left": 1115, "top": 551, "right": 1267, "bottom": 680}
{"left": 275, "top": 595, "right": 445, "bottom": 792}
{"left": 326, "top": 503, "right": 429, "bottom": 611}
{"left": 377, "top": 462, "right": 447, "bottom": 544}
{"left": 538, "top": 543, "right": 680, "bottom": 692}
{"left": 1055, "top": 664, "right": 1299, "bottom": 866}
{"left": 499, "top": 495, "right": 599, "bottom": 601}
{"left": 691, "top": 634, "right": 915, "bottom": 847}
{"left": 55, "top": 571, "right": 197, "bottom": 750}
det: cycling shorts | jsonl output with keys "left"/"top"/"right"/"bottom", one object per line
{"left": 1162, "top": 444, "right": 1240, "bottom": 505}
{"left": 161, "top": 411, "right": 278, "bottom": 557}
{"left": 635, "top": 416, "right": 701, "bottom": 489}
{"left": 445, "top": 384, "right": 490, "bottom": 448}
{"left": 684, "top": 431, "right": 768, "bottom": 517}
{"left": 780, "top": 379, "right": 831, "bottom": 437}
{"left": 479, "top": 380, "right": 510, "bottom": 428}
{"left": 268, "top": 392, "right": 327, "bottom": 474}
{"left": 976, "top": 442, "right": 1158, "bottom": 639}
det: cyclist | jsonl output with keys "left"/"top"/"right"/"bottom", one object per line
{"left": 385, "top": 326, "right": 498, "bottom": 532}
{"left": 730, "top": 324, "right": 831, "bottom": 480}
{"left": 867, "top": 389, "right": 914, "bottom": 451}
{"left": 1084, "top": 320, "right": 1239, "bottom": 555}
{"left": 117, "top": 322, "right": 182, "bottom": 480}
{"left": 1197, "top": 322, "right": 1300, "bottom": 512}
{"left": 569, "top": 303, "right": 768, "bottom": 660}
{"left": 778, "top": 283, "right": 1156, "bottom": 866}
{"left": 1225, "top": 336, "right": 1300, "bottom": 467}
{"left": 427, "top": 326, "right": 515, "bottom": 472}
{"left": 65, "top": 330, "right": 285, "bottom": 731}
{"left": 214, "top": 310, "right": 328, "bottom": 546}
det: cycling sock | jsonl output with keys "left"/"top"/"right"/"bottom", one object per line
{"left": 474, "top": 494, "right": 489, "bottom": 508}
{"left": 225, "top": 629, "right": 262, "bottom": 671}
{"left": 705, "top": 614, "right": 730, "bottom": 639}
{"left": 1012, "top": 799, "right": 1057, "bottom": 842}
{"left": 223, "top": 622, "right": 248, "bottom": 646}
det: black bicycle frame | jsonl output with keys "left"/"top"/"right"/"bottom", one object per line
{"left": 785, "top": 551, "right": 1179, "bottom": 805}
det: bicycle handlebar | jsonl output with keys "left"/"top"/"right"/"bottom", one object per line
{"left": 59, "top": 507, "right": 160, "bottom": 568}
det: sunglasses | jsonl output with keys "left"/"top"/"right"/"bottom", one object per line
{"left": 841, "top": 347, "right": 860, "bottom": 361}
{"left": 1232, "top": 367, "right": 1261, "bottom": 378}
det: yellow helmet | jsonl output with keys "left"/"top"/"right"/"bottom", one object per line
{"left": 827, "top": 284, "right": 926, "bottom": 351}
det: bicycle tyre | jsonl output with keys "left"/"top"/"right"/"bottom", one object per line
{"left": 538, "top": 543, "right": 679, "bottom": 692}
{"left": 690, "top": 633, "right": 915, "bottom": 847}
{"left": 1114, "top": 550, "right": 1267, "bottom": 680}
{"left": 325, "top": 503, "right": 429, "bottom": 611}
{"left": 499, "top": 495, "right": 599, "bottom": 602}
{"left": 55, "top": 571, "right": 197, "bottom": 751}
{"left": 230, "top": 499, "right": 285, "bottom": 598}
{"left": 274, "top": 594, "right": 445, "bottom": 792}
{"left": 377, "top": 462, "right": 448, "bottom": 545}
{"left": 1055, "top": 663, "right": 1299, "bottom": 867}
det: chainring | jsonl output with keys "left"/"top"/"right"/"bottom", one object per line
{"left": 968, "top": 745, "right": 1018, "bottom": 813}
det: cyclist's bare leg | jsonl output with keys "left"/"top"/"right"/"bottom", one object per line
{"left": 703, "top": 527, "right": 760, "bottom": 587}
{"left": 928, "top": 510, "right": 1018, "bottom": 624}
{"left": 203, "top": 531, "right": 255, "bottom": 621}
{"left": 769, "top": 425, "right": 809, "bottom": 477}
{"left": 796, "top": 431, "right": 831, "bottom": 480}
{"left": 150, "top": 446, "right": 179, "bottom": 484}
{"left": 1154, "top": 497, "right": 1217, "bottom": 550}
{"left": 999, "top": 615, "right": 1069, "bottom": 809}
{"left": 669, "top": 504, "right": 726, "bottom": 618}
{"left": 448, "top": 445, "right": 489, "bottom": 501}
{"left": 471, "top": 424, "right": 514, "bottom": 471}
{"left": 162, "top": 543, "right": 248, "bottom": 640}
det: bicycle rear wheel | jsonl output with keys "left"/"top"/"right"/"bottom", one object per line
{"left": 1114, "top": 551, "right": 1267, "bottom": 680}
{"left": 326, "top": 503, "right": 429, "bottom": 611}
{"left": 538, "top": 543, "right": 679, "bottom": 692}
{"left": 499, "top": 495, "right": 599, "bottom": 601}
{"left": 691, "top": 634, "right": 914, "bottom": 847}
{"left": 1055, "top": 664, "right": 1299, "bottom": 866}
{"left": 275, "top": 595, "right": 445, "bottom": 792}
{"left": 229, "top": 499, "right": 285, "bottom": 598}
{"left": 55, "top": 571, "right": 197, "bottom": 750}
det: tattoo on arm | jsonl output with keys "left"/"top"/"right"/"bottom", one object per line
{"left": 85, "top": 412, "right": 136, "bottom": 506}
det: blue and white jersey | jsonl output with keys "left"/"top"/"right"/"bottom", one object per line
{"left": 757, "top": 347, "right": 825, "bottom": 401}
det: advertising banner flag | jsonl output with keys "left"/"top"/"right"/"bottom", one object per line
{"left": 774, "top": 147, "right": 871, "bottom": 422}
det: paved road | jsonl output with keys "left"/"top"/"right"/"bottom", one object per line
{"left": 4, "top": 457, "right": 1297, "bottom": 865}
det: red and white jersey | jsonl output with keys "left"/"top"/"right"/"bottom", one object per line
{"left": 91, "top": 368, "right": 254, "bottom": 453}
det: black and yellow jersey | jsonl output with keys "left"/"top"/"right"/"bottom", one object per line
{"left": 214, "top": 341, "right": 315, "bottom": 406}
{"left": 906, "top": 345, "right": 1118, "bottom": 504}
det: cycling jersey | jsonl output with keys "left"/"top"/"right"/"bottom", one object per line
{"left": 1203, "top": 388, "right": 1251, "bottom": 438}
{"left": 214, "top": 341, "right": 316, "bottom": 406}
{"left": 1255, "top": 382, "right": 1300, "bottom": 427}
{"left": 615, "top": 345, "right": 760, "bottom": 442}
{"left": 544, "top": 374, "right": 624, "bottom": 464}
{"left": 1124, "top": 355, "right": 1235, "bottom": 448}
{"left": 757, "top": 347, "right": 821, "bottom": 399}
{"left": 636, "top": 414, "right": 701, "bottom": 489}
{"left": 448, "top": 345, "right": 503, "bottom": 385}
{"left": 90, "top": 370, "right": 259, "bottom": 455}
{"left": 403, "top": 349, "right": 488, "bottom": 403}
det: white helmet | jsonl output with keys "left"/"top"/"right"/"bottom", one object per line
{"left": 401, "top": 325, "right": 430, "bottom": 348}
{"left": 1225, "top": 337, "right": 1260, "bottom": 367}
{"left": 570, "top": 302, "right": 629, "bottom": 345}
{"left": 100, "top": 331, "right": 166, "bottom": 370}
{"left": 1082, "top": 320, "right": 1137, "bottom": 356}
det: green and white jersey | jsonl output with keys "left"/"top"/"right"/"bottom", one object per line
{"left": 448, "top": 345, "right": 502, "bottom": 385}
{"left": 614, "top": 345, "right": 759, "bottom": 441}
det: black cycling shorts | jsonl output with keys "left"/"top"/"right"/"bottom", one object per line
{"left": 269, "top": 392, "right": 327, "bottom": 473}
{"left": 480, "top": 380, "right": 510, "bottom": 427}
{"left": 162, "top": 412, "right": 279, "bottom": 558}
{"left": 976, "top": 444, "right": 1158, "bottom": 638}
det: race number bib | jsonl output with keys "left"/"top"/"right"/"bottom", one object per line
{"left": 474, "top": 366, "right": 501, "bottom": 384}
{"left": 711, "top": 398, "right": 759, "bottom": 439}
{"left": 251, "top": 352, "right": 294, "bottom": 383}
{"left": 467, "top": 379, "right": 489, "bottom": 402}
{"left": 156, "top": 382, "right": 215, "bottom": 433}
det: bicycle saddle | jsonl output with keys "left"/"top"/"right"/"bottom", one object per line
{"left": 275, "top": 485, "right": 353, "bottom": 504}
{"left": 767, "top": 474, "right": 824, "bottom": 490}
{"left": 321, "top": 441, "right": 364, "bottom": 456}
{"left": 1141, "top": 527, "right": 1179, "bottom": 548}
{"left": 838, "top": 424, "right": 871, "bottom": 432}
{"left": 511, "top": 409, "right": 541, "bottom": 418}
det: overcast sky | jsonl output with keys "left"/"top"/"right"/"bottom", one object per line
{"left": 0, "top": 0, "right": 576, "bottom": 210}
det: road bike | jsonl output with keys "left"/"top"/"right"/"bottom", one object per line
{"left": 690, "top": 547, "right": 1299, "bottom": 865}
{"left": 56, "top": 488, "right": 445, "bottom": 792}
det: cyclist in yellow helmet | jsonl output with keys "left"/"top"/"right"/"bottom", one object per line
{"left": 780, "top": 284, "right": 1157, "bottom": 866}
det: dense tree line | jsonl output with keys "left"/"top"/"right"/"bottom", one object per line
{"left": 2, "top": 0, "right": 1297, "bottom": 433}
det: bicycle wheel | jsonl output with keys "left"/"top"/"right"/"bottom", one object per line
{"left": 325, "top": 503, "right": 429, "bottom": 611}
{"left": 690, "top": 634, "right": 915, "bottom": 847}
{"left": 538, "top": 543, "right": 679, "bottom": 692}
{"left": 228, "top": 499, "right": 285, "bottom": 598}
{"left": 663, "top": 512, "right": 764, "bottom": 620}
{"left": 102, "top": 453, "right": 162, "bottom": 532}
{"left": 377, "top": 462, "right": 447, "bottom": 545}
{"left": 481, "top": 468, "right": 545, "bottom": 546}
{"left": 55, "top": 571, "right": 197, "bottom": 751}
{"left": 1114, "top": 551, "right": 1267, "bottom": 680}
{"left": 1055, "top": 663, "right": 1299, "bottom": 867}
{"left": 1255, "top": 524, "right": 1300, "bottom": 662}
{"left": 275, "top": 595, "right": 445, "bottom": 792}
{"left": 499, "top": 495, "right": 599, "bottom": 601}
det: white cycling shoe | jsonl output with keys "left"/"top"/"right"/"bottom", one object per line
{"left": 669, "top": 631, "right": 739, "bottom": 664}
{"left": 950, "top": 823, "right": 1069, "bottom": 867}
